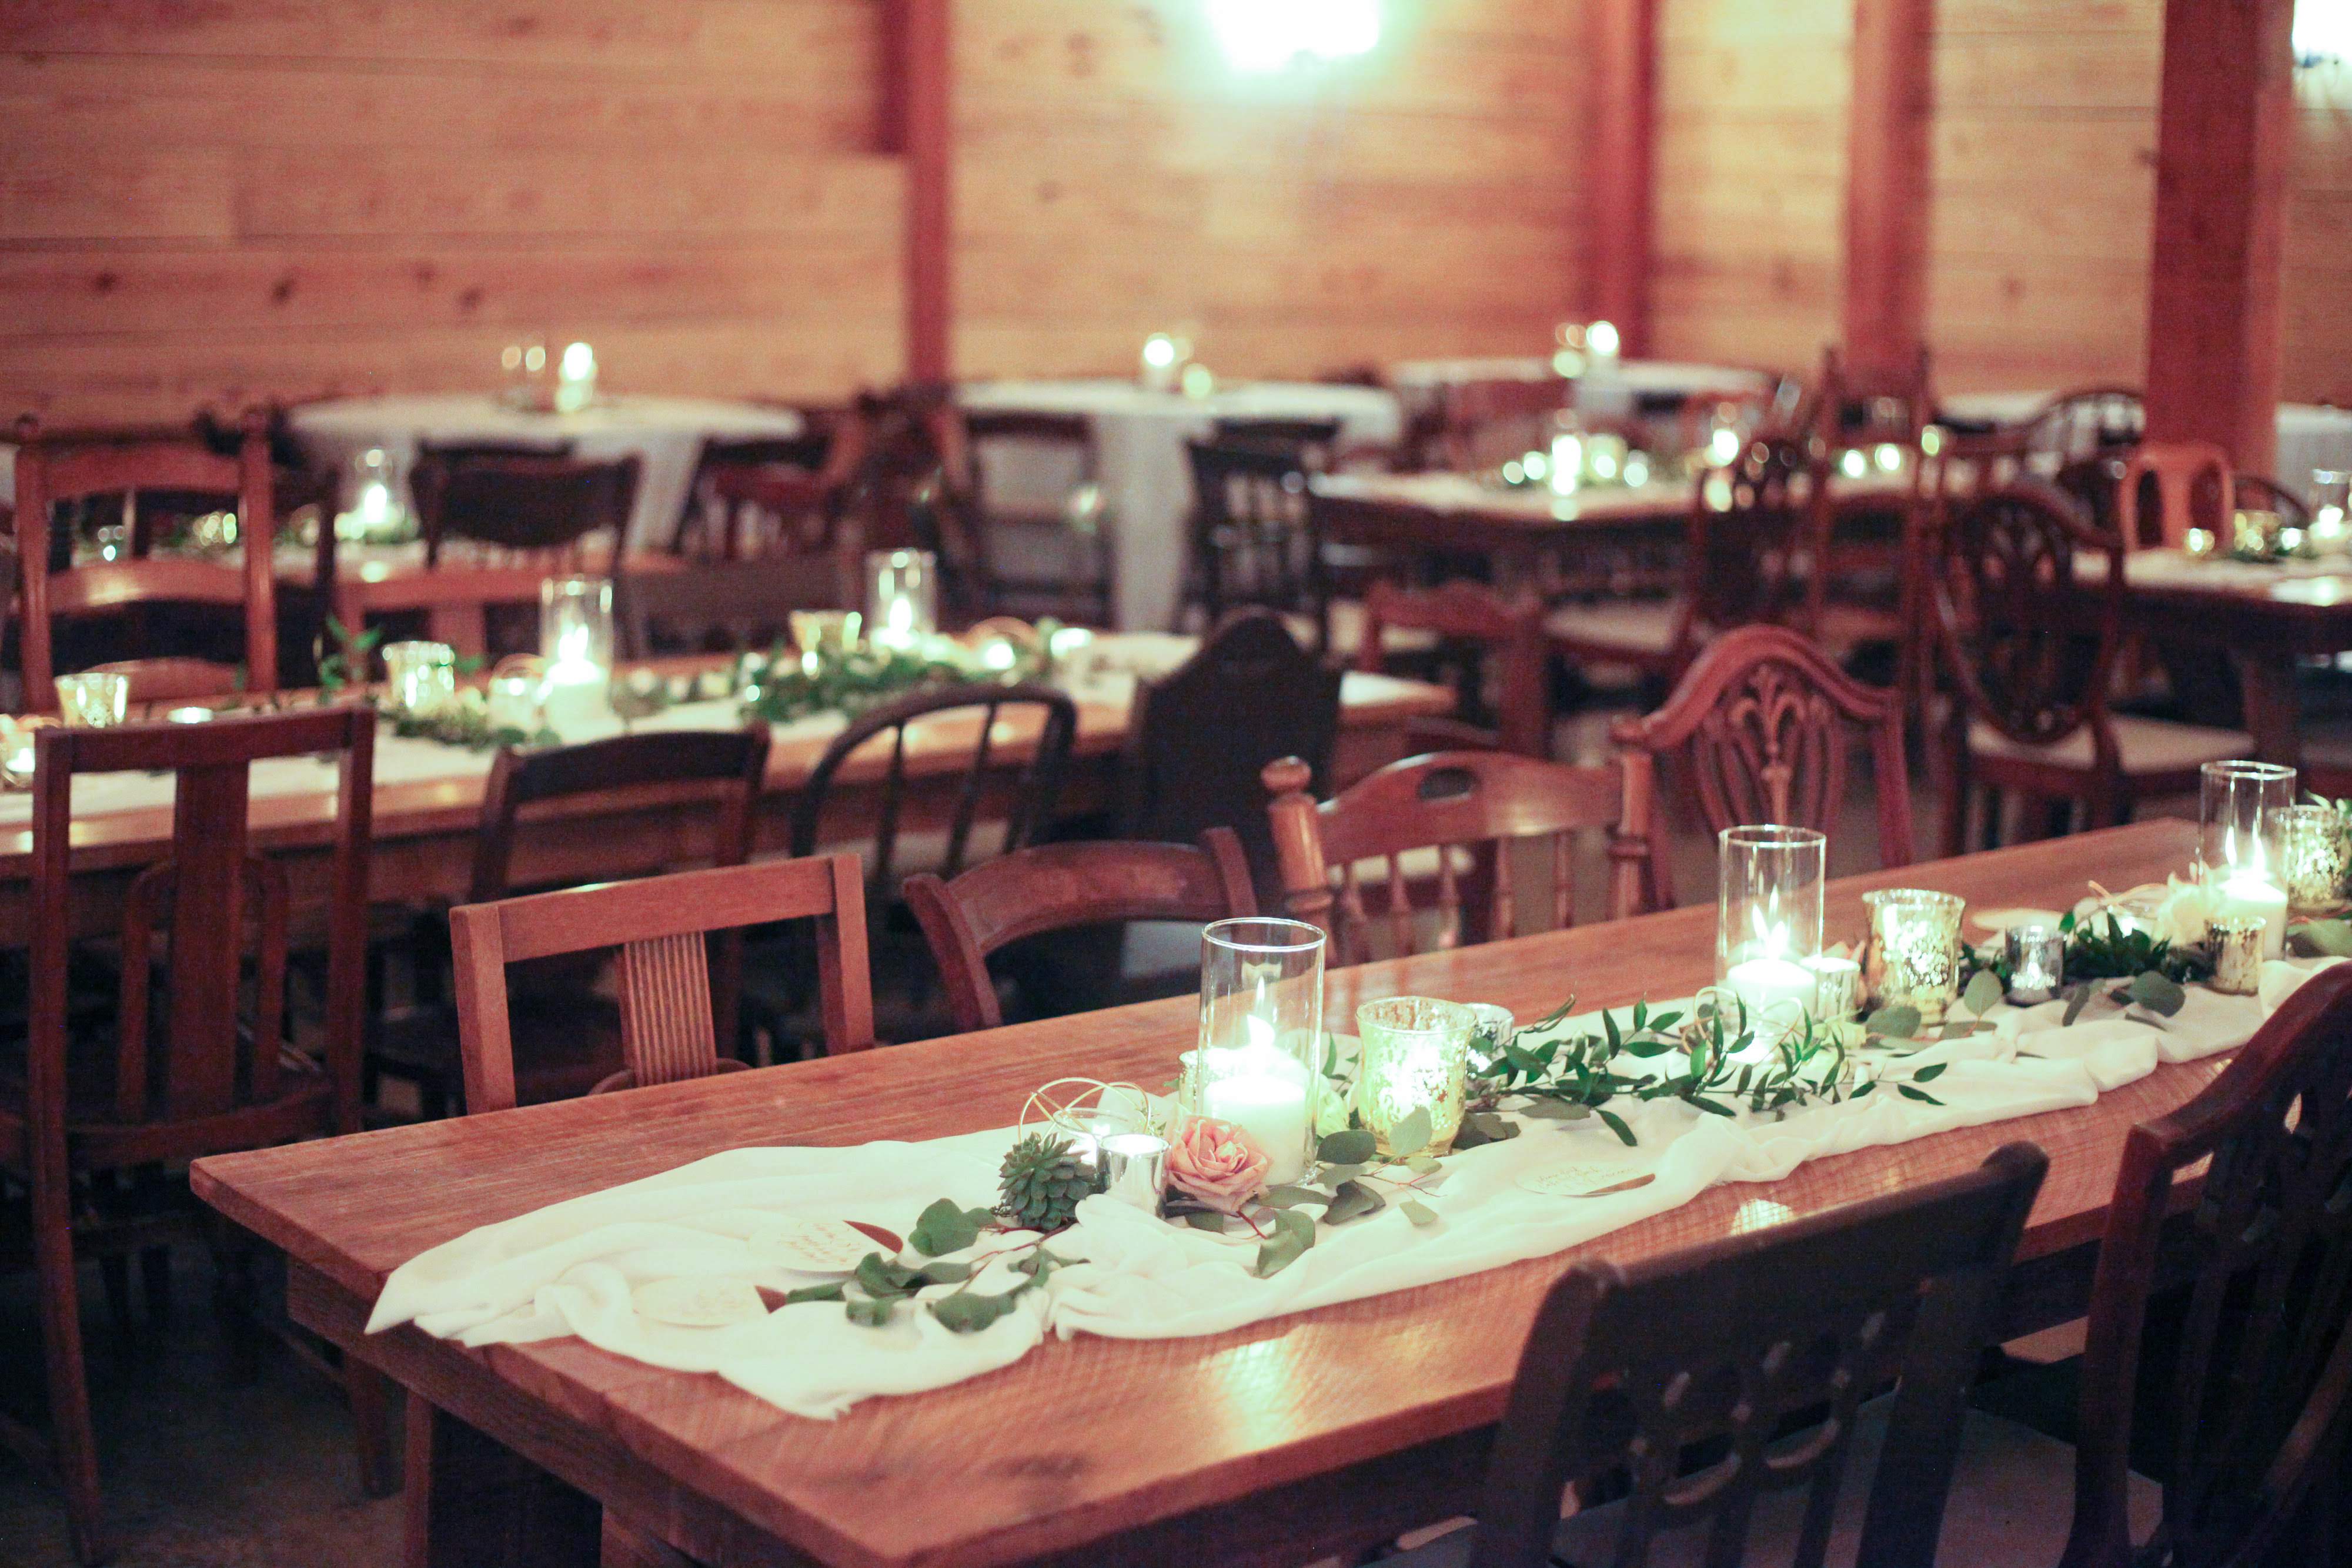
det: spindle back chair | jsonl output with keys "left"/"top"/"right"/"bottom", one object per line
{"left": 1185, "top": 437, "right": 1329, "bottom": 642}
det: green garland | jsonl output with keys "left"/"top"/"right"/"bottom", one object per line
{"left": 736, "top": 637, "right": 1047, "bottom": 727}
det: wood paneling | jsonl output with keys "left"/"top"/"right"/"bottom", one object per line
{"left": 2286, "top": 68, "right": 2352, "bottom": 409}
{"left": 3, "top": 1, "right": 903, "bottom": 424}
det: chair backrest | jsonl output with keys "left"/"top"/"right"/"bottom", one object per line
{"left": 1121, "top": 610, "right": 1344, "bottom": 893}
{"left": 1357, "top": 579, "right": 1549, "bottom": 758}
{"left": 1816, "top": 345, "right": 1933, "bottom": 450}
{"left": 2063, "top": 962, "right": 2352, "bottom": 1568}
{"left": 1440, "top": 377, "right": 1572, "bottom": 470}
{"left": 2023, "top": 385, "right": 2145, "bottom": 463}
{"left": 846, "top": 387, "right": 991, "bottom": 614}
{"left": 450, "top": 854, "right": 874, "bottom": 1113}
{"left": 1187, "top": 438, "right": 1324, "bottom": 624}
{"left": 2234, "top": 472, "right": 2313, "bottom": 530}
{"left": 681, "top": 407, "right": 866, "bottom": 561}
{"left": 615, "top": 556, "right": 855, "bottom": 660}
{"left": 2117, "top": 440, "right": 2231, "bottom": 550}
{"left": 788, "top": 681, "right": 1077, "bottom": 892}
{"left": 1261, "top": 750, "right": 1644, "bottom": 965}
{"left": 1464, "top": 1144, "right": 2048, "bottom": 1568}
{"left": 1930, "top": 479, "right": 2127, "bottom": 757}
{"left": 26, "top": 708, "right": 373, "bottom": 1152}
{"left": 12, "top": 413, "right": 278, "bottom": 713}
{"left": 1211, "top": 417, "right": 1341, "bottom": 458}
{"left": 903, "top": 830, "right": 1255, "bottom": 1033}
{"left": 1673, "top": 434, "right": 1817, "bottom": 657}
{"left": 1611, "top": 624, "right": 1913, "bottom": 912}
{"left": 410, "top": 446, "right": 639, "bottom": 568}
{"left": 962, "top": 409, "right": 1098, "bottom": 524}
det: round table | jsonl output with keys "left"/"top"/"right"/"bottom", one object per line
{"left": 954, "top": 379, "right": 1403, "bottom": 630}
{"left": 285, "top": 393, "right": 806, "bottom": 553}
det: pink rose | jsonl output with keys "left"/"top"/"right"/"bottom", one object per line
{"left": 1167, "top": 1117, "right": 1271, "bottom": 1214}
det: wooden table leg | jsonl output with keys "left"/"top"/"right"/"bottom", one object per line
{"left": 2232, "top": 649, "right": 2303, "bottom": 765}
{"left": 403, "top": 1389, "right": 601, "bottom": 1568}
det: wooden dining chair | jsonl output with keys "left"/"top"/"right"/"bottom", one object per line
{"left": 1396, "top": 1144, "right": 2046, "bottom": 1568}
{"left": 2117, "top": 440, "right": 2231, "bottom": 549}
{"left": 2234, "top": 472, "right": 2314, "bottom": 530}
{"left": 1438, "top": 377, "right": 1572, "bottom": 472}
{"left": 1611, "top": 624, "right": 1913, "bottom": 912}
{"left": 1261, "top": 750, "right": 1647, "bottom": 965}
{"left": 408, "top": 446, "right": 640, "bottom": 569}
{"left": 1932, "top": 480, "right": 2251, "bottom": 853}
{"left": 845, "top": 385, "right": 991, "bottom": 617}
{"left": 10, "top": 707, "right": 384, "bottom": 1564}
{"left": 2021, "top": 385, "right": 2145, "bottom": 464}
{"left": 676, "top": 407, "right": 866, "bottom": 561}
{"left": 1184, "top": 437, "right": 1334, "bottom": 646}
{"left": 366, "top": 726, "right": 773, "bottom": 1115}
{"left": 12, "top": 412, "right": 279, "bottom": 713}
{"left": 450, "top": 854, "right": 874, "bottom": 1112}
{"left": 1357, "top": 579, "right": 1551, "bottom": 758}
{"left": 904, "top": 830, "right": 1255, "bottom": 1033}
{"left": 960, "top": 409, "right": 1114, "bottom": 626}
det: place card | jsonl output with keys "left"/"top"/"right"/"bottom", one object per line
{"left": 1515, "top": 1160, "right": 1656, "bottom": 1199}
{"left": 632, "top": 1276, "right": 769, "bottom": 1329}
{"left": 747, "top": 1218, "right": 897, "bottom": 1275}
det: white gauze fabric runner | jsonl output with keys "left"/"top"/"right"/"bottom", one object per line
{"left": 368, "top": 959, "right": 2341, "bottom": 1419}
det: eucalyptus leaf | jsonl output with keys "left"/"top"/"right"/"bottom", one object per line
{"left": 1403, "top": 1155, "right": 1442, "bottom": 1175}
{"left": 1385, "top": 1107, "right": 1432, "bottom": 1159}
{"left": 845, "top": 1296, "right": 897, "bottom": 1328}
{"left": 781, "top": 1282, "right": 845, "bottom": 1305}
{"left": 1262, "top": 1183, "right": 1329, "bottom": 1209}
{"left": 1450, "top": 1112, "right": 1519, "bottom": 1151}
{"left": 1318, "top": 1128, "right": 1377, "bottom": 1165}
{"left": 928, "top": 1290, "right": 1014, "bottom": 1334}
{"left": 2293, "top": 918, "right": 2352, "bottom": 958}
{"left": 1620, "top": 1037, "right": 1678, "bottom": 1058}
{"left": 1962, "top": 969, "right": 2007, "bottom": 1018}
{"left": 1317, "top": 1162, "right": 1368, "bottom": 1183}
{"left": 855, "top": 1254, "right": 917, "bottom": 1300}
{"left": 1896, "top": 1083, "right": 1945, "bottom": 1105}
{"left": 909, "top": 1197, "right": 983, "bottom": 1257}
{"left": 1254, "top": 1208, "right": 1317, "bottom": 1278}
{"left": 1519, "top": 1098, "right": 1591, "bottom": 1120}
{"left": 1183, "top": 1209, "right": 1231, "bottom": 1232}
{"left": 2125, "top": 970, "right": 2187, "bottom": 1017}
{"left": 2063, "top": 983, "right": 2094, "bottom": 1026}
{"left": 1864, "top": 1005, "right": 1922, "bottom": 1041}
{"left": 1401, "top": 1199, "right": 1439, "bottom": 1227}
{"left": 1322, "top": 1179, "right": 1387, "bottom": 1226}
{"left": 1911, "top": 1062, "right": 1949, "bottom": 1084}
{"left": 1687, "top": 1095, "right": 1738, "bottom": 1119}
{"left": 915, "top": 1259, "right": 972, "bottom": 1284}
{"left": 1646, "top": 1010, "right": 1683, "bottom": 1032}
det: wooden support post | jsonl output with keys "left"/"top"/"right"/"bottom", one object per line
{"left": 1588, "top": 0, "right": 1656, "bottom": 353}
{"left": 1842, "top": 0, "right": 1933, "bottom": 376}
{"left": 886, "top": 0, "right": 952, "bottom": 385}
{"left": 2143, "top": 0, "right": 2295, "bottom": 473}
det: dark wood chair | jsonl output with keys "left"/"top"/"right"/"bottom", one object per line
{"left": 616, "top": 553, "right": 858, "bottom": 660}
{"left": 1438, "top": 377, "right": 1572, "bottom": 472}
{"left": 408, "top": 445, "right": 640, "bottom": 570}
{"left": 2020, "top": 385, "right": 2145, "bottom": 464}
{"left": 2236, "top": 472, "right": 2314, "bottom": 530}
{"left": 366, "top": 726, "right": 773, "bottom": 1115}
{"left": 843, "top": 385, "right": 992, "bottom": 621}
{"left": 959, "top": 409, "right": 1113, "bottom": 626}
{"left": 1357, "top": 580, "right": 1550, "bottom": 758}
{"left": 8, "top": 707, "right": 383, "bottom": 1564}
{"left": 1262, "top": 750, "right": 1647, "bottom": 965}
{"left": 1119, "top": 610, "right": 1344, "bottom": 900}
{"left": 1932, "top": 481, "right": 2250, "bottom": 853}
{"left": 904, "top": 831, "right": 1255, "bottom": 1033}
{"left": 679, "top": 408, "right": 868, "bottom": 562}
{"left": 2118, "top": 440, "right": 2231, "bottom": 550}
{"left": 1211, "top": 416, "right": 1341, "bottom": 454}
{"left": 1184, "top": 438, "right": 1332, "bottom": 646}
{"left": 12, "top": 412, "right": 279, "bottom": 713}
{"left": 1612, "top": 624, "right": 1913, "bottom": 912}
{"left": 1412, "top": 1144, "right": 2046, "bottom": 1568}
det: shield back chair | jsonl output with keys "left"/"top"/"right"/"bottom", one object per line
{"left": 13, "top": 412, "right": 279, "bottom": 713}
{"left": 2022, "top": 386, "right": 2146, "bottom": 467}
{"left": 960, "top": 409, "right": 1114, "bottom": 626}
{"left": 904, "top": 830, "right": 1255, "bottom": 1033}
{"left": 2117, "top": 440, "right": 2231, "bottom": 550}
{"left": 1932, "top": 481, "right": 2250, "bottom": 853}
{"left": 1356, "top": 580, "right": 1551, "bottom": 759}
{"left": 12, "top": 707, "right": 383, "bottom": 1564}
{"left": 1611, "top": 624, "right": 1914, "bottom": 912}
{"left": 1262, "top": 750, "right": 1648, "bottom": 965}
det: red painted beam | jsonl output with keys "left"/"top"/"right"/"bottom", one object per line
{"left": 1842, "top": 0, "right": 1933, "bottom": 377}
{"left": 1588, "top": 0, "right": 1656, "bottom": 353}
{"left": 887, "top": 0, "right": 951, "bottom": 385}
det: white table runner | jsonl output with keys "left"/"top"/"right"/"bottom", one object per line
{"left": 368, "top": 961, "right": 2329, "bottom": 1421}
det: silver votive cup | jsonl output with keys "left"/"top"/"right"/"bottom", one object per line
{"left": 1805, "top": 955, "right": 1863, "bottom": 1022}
{"left": 2004, "top": 922, "right": 2066, "bottom": 1005}
{"left": 1098, "top": 1132, "right": 1170, "bottom": 1212}
{"left": 2208, "top": 915, "right": 2266, "bottom": 997}
{"left": 2276, "top": 804, "right": 2351, "bottom": 916}
{"left": 1463, "top": 1002, "right": 1516, "bottom": 1073}
{"left": 381, "top": 639, "right": 458, "bottom": 718}
{"left": 1862, "top": 889, "right": 1967, "bottom": 1027}
{"left": 54, "top": 671, "right": 129, "bottom": 728}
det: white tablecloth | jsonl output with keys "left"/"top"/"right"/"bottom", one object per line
{"left": 285, "top": 394, "right": 806, "bottom": 554}
{"left": 953, "top": 379, "right": 1403, "bottom": 631}
{"left": 1386, "top": 357, "right": 1770, "bottom": 421}
{"left": 1937, "top": 391, "right": 2352, "bottom": 499}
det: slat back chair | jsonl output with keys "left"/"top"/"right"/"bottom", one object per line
{"left": 2061, "top": 961, "right": 2352, "bottom": 1568}
{"left": 409, "top": 446, "right": 640, "bottom": 570}
{"left": 1357, "top": 580, "right": 1549, "bottom": 758}
{"left": 615, "top": 553, "right": 858, "bottom": 660}
{"left": 960, "top": 409, "right": 1112, "bottom": 624}
{"left": 904, "top": 830, "right": 1255, "bottom": 1033}
{"left": 450, "top": 855, "right": 873, "bottom": 1113}
{"left": 1460, "top": 1144, "right": 2047, "bottom": 1568}
{"left": 1261, "top": 751, "right": 1645, "bottom": 965}
{"left": 12, "top": 413, "right": 278, "bottom": 713}
{"left": 1121, "top": 610, "right": 1344, "bottom": 897}
{"left": 1816, "top": 345, "right": 1933, "bottom": 452}
{"left": 2022, "top": 385, "right": 2145, "bottom": 465}
{"left": 17, "top": 707, "right": 375, "bottom": 1562}
{"left": 1185, "top": 437, "right": 1329, "bottom": 643}
{"left": 2118, "top": 440, "right": 2232, "bottom": 550}
{"left": 787, "top": 682, "right": 1077, "bottom": 895}
{"left": 1612, "top": 624, "right": 1913, "bottom": 913}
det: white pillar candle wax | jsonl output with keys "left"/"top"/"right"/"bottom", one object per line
{"left": 2214, "top": 870, "right": 2288, "bottom": 958}
{"left": 1196, "top": 1043, "right": 1314, "bottom": 1185}
{"left": 1724, "top": 955, "right": 1818, "bottom": 1032}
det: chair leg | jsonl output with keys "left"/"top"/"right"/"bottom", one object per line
{"left": 139, "top": 1246, "right": 171, "bottom": 1325}
{"left": 33, "top": 1197, "right": 107, "bottom": 1564}
{"left": 98, "top": 1253, "right": 135, "bottom": 1348}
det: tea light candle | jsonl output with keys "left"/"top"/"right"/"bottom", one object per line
{"left": 2213, "top": 868, "right": 2288, "bottom": 958}
{"left": 1725, "top": 952, "right": 1818, "bottom": 1029}
{"left": 1197, "top": 1047, "right": 1313, "bottom": 1185}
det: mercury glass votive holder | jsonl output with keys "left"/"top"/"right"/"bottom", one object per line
{"left": 1355, "top": 998, "right": 1477, "bottom": 1158}
{"left": 2275, "top": 804, "right": 2351, "bottom": 915}
{"left": 380, "top": 640, "right": 458, "bottom": 718}
{"left": 54, "top": 671, "right": 129, "bottom": 728}
{"left": 1098, "top": 1132, "right": 1170, "bottom": 1212}
{"left": 2004, "top": 922, "right": 2066, "bottom": 1005}
{"left": 1805, "top": 955, "right": 1863, "bottom": 1022}
{"left": 2208, "top": 916, "right": 2267, "bottom": 997}
{"left": 1862, "top": 890, "right": 1967, "bottom": 1027}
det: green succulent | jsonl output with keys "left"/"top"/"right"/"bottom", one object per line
{"left": 996, "top": 1133, "right": 1102, "bottom": 1233}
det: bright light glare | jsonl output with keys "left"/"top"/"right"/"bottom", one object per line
{"left": 1211, "top": 0, "right": 1380, "bottom": 72}
{"left": 1840, "top": 449, "right": 1869, "bottom": 479}
{"left": 2297, "top": 0, "right": 2352, "bottom": 63}
{"left": 1587, "top": 319, "right": 1621, "bottom": 357}
{"left": 560, "top": 341, "right": 594, "bottom": 378}
{"left": 1142, "top": 332, "right": 1180, "bottom": 368}
{"left": 1707, "top": 427, "right": 1742, "bottom": 465}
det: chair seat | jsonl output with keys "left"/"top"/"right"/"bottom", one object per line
{"left": 1545, "top": 599, "right": 1681, "bottom": 660}
{"left": 1389, "top": 1400, "right": 2160, "bottom": 1567}
{"left": 1969, "top": 713, "right": 2253, "bottom": 778}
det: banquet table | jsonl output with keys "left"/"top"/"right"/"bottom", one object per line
{"left": 275, "top": 537, "right": 687, "bottom": 657}
{"left": 0, "top": 637, "right": 1448, "bottom": 945}
{"left": 1385, "top": 356, "right": 1770, "bottom": 423}
{"left": 285, "top": 393, "right": 808, "bottom": 555}
{"left": 953, "top": 379, "right": 1403, "bottom": 632}
{"left": 193, "top": 819, "right": 2226, "bottom": 1568}
{"left": 1936, "top": 390, "right": 2352, "bottom": 498}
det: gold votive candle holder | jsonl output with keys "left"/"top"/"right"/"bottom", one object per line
{"left": 1355, "top": 997, "right": 1476, "bottom": 1158}
{"left": 2275, "top": 804, "right": 2351, "bottom": 915}
{"left": 2207, "top": 915, "right": 2267, "bottom": 997}
{"left": 1862, "top": 889, "right": 1967, "bottom": 1027}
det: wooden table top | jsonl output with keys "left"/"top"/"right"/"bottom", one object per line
{"left": 193, "top": 819, "right": 2212, "bottom": 1568}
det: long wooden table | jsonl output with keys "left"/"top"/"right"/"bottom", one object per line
{"left": 192, "top": 820, "right": 2216, "bottom": 1568}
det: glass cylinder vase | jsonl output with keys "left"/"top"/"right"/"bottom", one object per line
{"left": 866, "top": 549, "right": 938, "bottom": 648}
{"left": 1717, "top": 825, "right": 1828, "bottom": 1036}
{"left": 2201, "top": 760, "right": 2296, "bottom": 958}
{"left": 1188, "top": 918, "right": 1325, "bottom": 1186}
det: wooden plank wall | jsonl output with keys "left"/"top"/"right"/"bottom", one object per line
{"left": 0, "top": 1, "right": 904, "bottom": 424}
{"left": 948, "top": 0, "right": 1589, "bottom": 381}
{"left": 2287, "top": 62, "right": 2352, "bottom": 408}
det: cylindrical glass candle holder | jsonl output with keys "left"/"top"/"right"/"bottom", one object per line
{"left": 866, "top": 549, "right": 938, "bottom": 648}
{"left": 1188, "top": 918, "right": 1325, "bottom": 1186}
{"left": 540, "top": 576, "right": 614, "bottom": 671}
{"left": 2276, "top": 803, "right": 2350, "bottom": 915}
{"left": 2201, "top": 760, "right": 2296, "bottom": 958}
{"left": 1717, "top": 825, "right": 1828, "bottom": 1035}
{"left": 54, "top": 671, "right": 129, "bottom": 728}
{"left": 2313, "top": 469, "right": 2351, "bottom": 552}
{"left": 381, "top": 640, "right": 457, "bottom": 718}
{"left": 2207, "top": 915, "right": 2267, "bottom": 997}
{"left": 1862, "top": 890, "right": 1968, "bottom": 1027}
{"left": 2004, "top": 921, "right": 2066, "bottom": 1006}
{"left": 1355, "top": 998, "right": 1477, "bottom": 1158}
